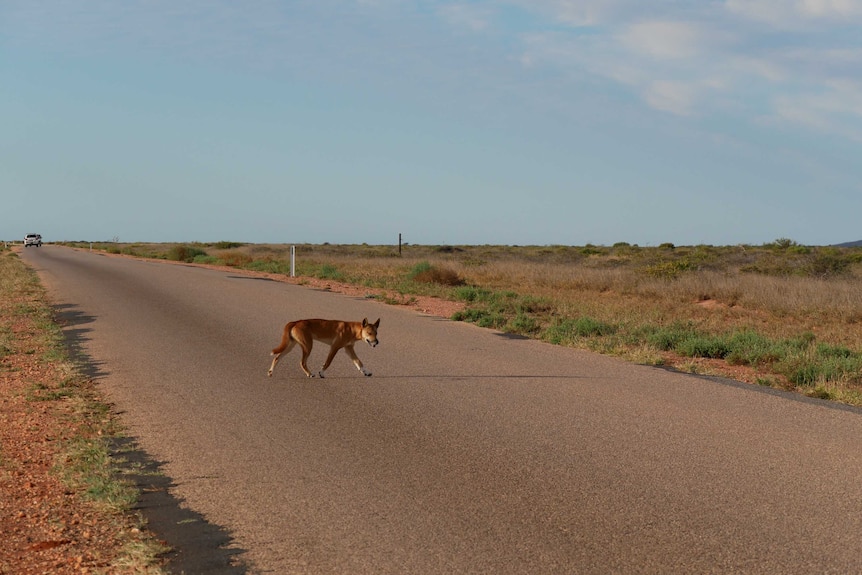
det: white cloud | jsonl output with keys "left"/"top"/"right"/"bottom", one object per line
{"left": 618, "top": 20, "right": 708, "bottom": 60}
{"left": 542, "top": 0, "right": 621, "bottom": 26}
{"left": 506, "top": 0, "right": 623, "bottom": 27}
{"left": 509, "top": 0, "right": 862, "bottom": 135}
{"left": 643, "top": 80, "right": 697, "bottom": 115}
{"left": 773, "top": 79, "right": 862, "bottom": 141}
{"left": 725, "top": 0, "right": 862, "bottom": 26}
{"left": 7, "top": 0, "right": 862, "bottom": 141}
{"left": 438, "top": 4, "right": 493, "bottom": 32}
{"left": 798, "top": 0, "right": 862, "bottom": 17}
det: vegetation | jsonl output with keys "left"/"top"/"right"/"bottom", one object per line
{"left": 57, "top": 239, "right": 862, "bottom": 405}
{"left": 0, "top": 246, "right": 168, "bottom": 572}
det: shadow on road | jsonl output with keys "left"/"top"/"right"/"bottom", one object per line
{"left": 111, "top": 437, "right": 249, "bottom": 575}
{"left": 51, "top": 302, "right": 250, "bottom": 574}
{"left": 52, "top": 303, "right": 109, "bottom": 380}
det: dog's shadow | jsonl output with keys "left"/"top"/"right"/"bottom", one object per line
{"left": 268, "top": 373, "right": 587, "bottom": 381}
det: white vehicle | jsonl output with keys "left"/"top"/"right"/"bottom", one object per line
{"left": 24, "top": 233, "right": 42, "bottom": 247}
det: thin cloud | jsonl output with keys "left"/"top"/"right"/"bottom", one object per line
{"left": 500, "top": 1, "right": 862, "bottom": 131}
{"left": 643, "top": 80, "right": 698, "bottom": 115}
{"left": 438, "top": 4, "right": 493, "bottom": 32}
{"left": 725, "top": 0, "right": 862, "bottom": 26}
{"left": 774, "top": 79, "right": 862, "bottom": 141}
{"left": 5, "top": 0, "right": 862, "bottom": 140}
{"left": 618, "top": 20, "right": 708, "bottom": 60}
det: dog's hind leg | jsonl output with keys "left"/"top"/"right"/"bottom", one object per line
{"left": 293, "top": 334, "right": 315, "bottom": 378}
{"left": 299, "top": 344, "right": 315, "bottom": 378}
{"left": 269, "top": 322, "right": 297, "bottom": 377}
{"left": 268, "top": 340, "right": 295, "bottom": 377}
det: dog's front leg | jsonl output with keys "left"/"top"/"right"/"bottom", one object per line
{"left": 344, "top": 346, "right": 372, "bottom": 377}
{"left": 318, "top": 344, "right": 343, "bottom": 378}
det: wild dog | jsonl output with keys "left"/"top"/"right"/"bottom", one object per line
{"left": 268, "top": 318, "right": 380, "bottom": 378}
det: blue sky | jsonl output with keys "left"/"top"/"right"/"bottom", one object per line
{"left": 2, "top": 1, "right": 861, "bottom": 246}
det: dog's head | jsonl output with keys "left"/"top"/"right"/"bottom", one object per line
{"left": 361, "top": 318, "right": 380, "bottom": 347}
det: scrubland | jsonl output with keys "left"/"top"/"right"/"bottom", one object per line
{"left": 64, "top": 239, "right": 862, "bottom": 405}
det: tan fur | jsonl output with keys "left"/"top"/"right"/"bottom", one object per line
{"left": 268, "top": 318, "right": 380, "bottom": 378}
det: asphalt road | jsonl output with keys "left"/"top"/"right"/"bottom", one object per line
{"left": 21, "top": 246, "right": 862, "bottom": 574}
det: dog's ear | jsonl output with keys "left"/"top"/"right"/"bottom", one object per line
{"left": 373, "top": 318, "right": 380, "bottom": 328}
{"left": 362, "top": 318, "right": 368, "bottom": 327}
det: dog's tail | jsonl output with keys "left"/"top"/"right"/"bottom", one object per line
{"left": 271, "top": 321, "right": 297, "bottom": 355}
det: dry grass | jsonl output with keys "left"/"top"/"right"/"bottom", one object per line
{"left": 0, "top": 247, "right": 168, "bottom": 573}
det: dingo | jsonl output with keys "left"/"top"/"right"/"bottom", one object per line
{"left": 268, "top": 318, "right": 380, "bottom": 378}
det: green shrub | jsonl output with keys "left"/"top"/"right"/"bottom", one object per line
{"left": 543, "top": 317, "right": 616, "bottom": 344}
{"left": 781, "top": 358, "right": 822, "bottom": 387}
{"left": 318, "top": 264, "right": 342, "bottom": 280}
{"left": 677, "top": 335, "right": 730, "bottom": 359}
{"left": 409, "top": 261, "right": 433, "bottom": 277}
{"left": 452, "top": 308, "right": 507, "bottom": 329}
{"left": 213, "top": 241, "right": 245, "bottom": 249}
{"left": 193, "top": 255, "right": 220, "bottom": 265}
{"left": 644, "top": 259, "right": 694, "bottom": 279}
{"left": 805, "top": 253, "right": 851, "bottom": 277}
{"left": 643, "top": 323, "right": 698, "bottom": 351}
{"left": 453, "top": 286, "right": 492, "bottom": 303}
{"left": 247, "top": 260, "right": 293, "bottom": 274}
{"left": 816, "top": 342, "right": 854, "bottom": 359}
{"left": 515, "top": 295, "right": 553, "bottom": 314}
{"left": 770, "top": 238, "right": 799, "bottom": 250}
{"left": 167, "top": 245, "right": 208, "bottom": 262}
{"left": 507, "top": 313, "right": 541, "bottom": 335}
{"left": 725, "top": 331, "right": 783, "bottom": 366}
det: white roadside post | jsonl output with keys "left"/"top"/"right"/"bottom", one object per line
{"left": 290, "top": 245, "right": 296, "bottom": 277}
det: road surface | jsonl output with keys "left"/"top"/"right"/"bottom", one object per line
{"left": 21, "top": 246, "right": 862, "bottom": 574}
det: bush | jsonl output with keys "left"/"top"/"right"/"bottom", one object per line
{"left": 644, "top": 259, "right": 694, "bottom": 279}
{"left": 318, "top": 264, "right": 342, "bottom": 280}
{"left": 725, "top": 331, "right": 783, "bottom": 366}
{"left": 677, "top": 335, "right": 730, "bottom": 359}
{"left": 247, "top": 260, "right": 293, "bottom": 274}
{"left": 218, "top": 251, "right": 253, "bottom": 267}
{"left": 453, "top": 286, "right": 491, "bottom": 303}
{"left": 167, "top": 245, "right": 208, "bottom": 263}
{"left": 452, "top": 308, "right": 507, "bottom": 329}
{"left": 409, "top": 261, "right": 465, "bottom": 286}
{"left": 508, "top": 313, "right": 541, "bottom": 335}
{"left": 193, "top": 255, "right": 220, "bottom": 265}
{"left": 805, "top": 253, "right": 851, "bottom": 277}
{"left": 643, "top": 323, "right": 698, "bottom": 351}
